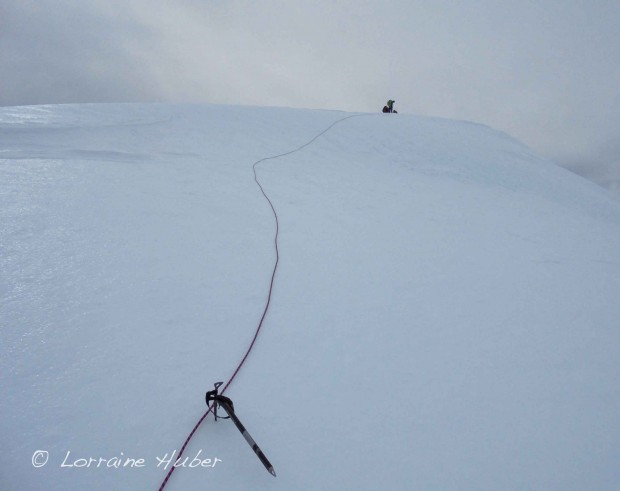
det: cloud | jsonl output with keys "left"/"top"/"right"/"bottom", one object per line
{"left": 1, "top": 0, "right": 619, "bottom": 194}
{"left": 0, "top": 0, "right": 159, "bottom": 105}
{"left": 563, "top": 140, "right": 620, "bottom": 195}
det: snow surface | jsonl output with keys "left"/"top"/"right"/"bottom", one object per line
{"left": 1, "top": 103, "right": 620, "bottom": 491}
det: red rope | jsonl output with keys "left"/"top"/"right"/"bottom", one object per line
{"left": 157, "top": 113, "right": 365, "bottom": 490}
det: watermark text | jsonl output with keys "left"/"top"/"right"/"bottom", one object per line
{"left": 32, "top": 449, "right": 221, "bottom": 470}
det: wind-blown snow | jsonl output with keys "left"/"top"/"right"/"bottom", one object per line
{"left": 1, "top": 103, "right": 619, "bottom": 490}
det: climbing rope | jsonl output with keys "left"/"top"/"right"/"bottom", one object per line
{"left": 157, "top": 112, "right": 368, "bottom": 490}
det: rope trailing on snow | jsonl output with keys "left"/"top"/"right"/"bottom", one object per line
{"left": 157, "top": 112, "right": 368, "bottom": 491}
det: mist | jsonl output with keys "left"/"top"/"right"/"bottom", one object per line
{"left": 1, "top": 0, "right": 619, "bottom": 193}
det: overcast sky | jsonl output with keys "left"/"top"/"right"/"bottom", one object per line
{"left": 1, "top": 0, "right": 619, "bottom": 193}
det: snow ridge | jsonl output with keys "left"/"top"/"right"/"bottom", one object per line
{"left": 1, "top": 103, "right": 619, "bottom": 491}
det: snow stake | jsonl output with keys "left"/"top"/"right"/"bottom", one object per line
{"left": 205, "top": 382, "right": 276, "bottom": 477}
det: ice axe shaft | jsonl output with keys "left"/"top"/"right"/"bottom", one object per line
{"left": 217, "top": 398, "right": 276, "bottom": 477}
{"left": 205, "top": 382, "right": 276, "bottom": 477}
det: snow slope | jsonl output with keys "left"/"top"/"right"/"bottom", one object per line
{"left": 1, "top": 103, "right": 620, "bottom": 491}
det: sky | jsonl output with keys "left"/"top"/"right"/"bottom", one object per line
{"left": 1, "top": 0, "right": 619, "bottom": 193}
